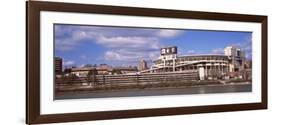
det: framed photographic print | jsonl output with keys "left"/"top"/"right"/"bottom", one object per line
{"left": 26, "top": 1, "right": 267, "bottom": 124}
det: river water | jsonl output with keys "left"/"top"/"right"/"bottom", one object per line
{"left": 55, "top": 83, "right": 252, "bottom": 100}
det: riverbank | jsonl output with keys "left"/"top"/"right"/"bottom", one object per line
{"left": 55, "top": 82, "right": 252, "bottom": 100}
{"left": 55, "top": 80, "right": 223, "bottom": 92}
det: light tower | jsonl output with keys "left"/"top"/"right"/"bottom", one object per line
{"left": 160, "top": 46, "right": 177, "bottom": 72}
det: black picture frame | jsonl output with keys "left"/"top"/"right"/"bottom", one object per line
{"left": 26, "top": 1, "right": 267, "bottom": 124}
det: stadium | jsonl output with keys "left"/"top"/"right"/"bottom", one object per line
{"left": 141, "top": 46, "right": 250, "bottom": 80}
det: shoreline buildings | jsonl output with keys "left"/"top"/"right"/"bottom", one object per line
{"left": 56, "top": 45, "right": 251, "bottom": 80}
{"left": 65, "top": 64, "right": 138, "bottom": 77}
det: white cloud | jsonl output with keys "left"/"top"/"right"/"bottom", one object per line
{"left": 96, "top": 36, "right": 159, "bottom": 49}
{"left": 55, "top": 38, "right": 77, "bottom": 51}
{"left": 104, "top": 49, "right": 158, "bottom": 61}
{"left": 186, "top": 50, "right": 197, "bottom": 55}
{"left": 157, "top": 29, "right": 183, "bottom": 38}
{"left": 148, "top": 51, "right": 159, "bottom": 60}
{"left": 55, "top": 25, "right": 183, "bottom": 52}
{"left": 55, "top": 25, "right": 187, "bottom": 66}
{"left": 63, "top": 60, "right": 75, "bottom": 66}
{"left": 80, "top": 55, "right": 87, "bottom": 60}
{"left": 228, "top": 36, "right": 252, "bottom": 59}
{"left": 184, "top": 48, "right": 224, "bottom": 56}
{"left": 211, "top": 48, "right": 224, "bottom": 54}
{"left": 104, "top": 51, "right": 122, "bottom": 61}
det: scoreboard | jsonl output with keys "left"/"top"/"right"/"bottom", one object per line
{"left": 161, "top": 46, "right": 177, "bottom": 55}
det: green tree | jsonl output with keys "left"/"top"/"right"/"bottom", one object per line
{"left": 112, "top": 69, "right": 122, "bottom": 75}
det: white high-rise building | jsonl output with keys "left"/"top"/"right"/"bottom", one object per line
{"left": 138, "top": 59, "right": 148, "bottom": 71}
{"left": 224, "top": 46, "right": 245, "bottom": 72}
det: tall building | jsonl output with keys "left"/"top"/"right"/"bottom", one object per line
{"left": 224, "top": 46, "right": 245, "bottom": 72}
{"left": 138, "top": 59, "right": 148, "bottom": 71}
{"left": 55, "top": 57, "right": 63, "bottom": 74}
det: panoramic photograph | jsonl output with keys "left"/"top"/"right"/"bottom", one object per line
{"left": 54, "top": 24, "right": 252, "bottom": 100}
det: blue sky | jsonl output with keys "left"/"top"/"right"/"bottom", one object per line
{"left": 55, "top": 24, "right": 252, "bottom": 68}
